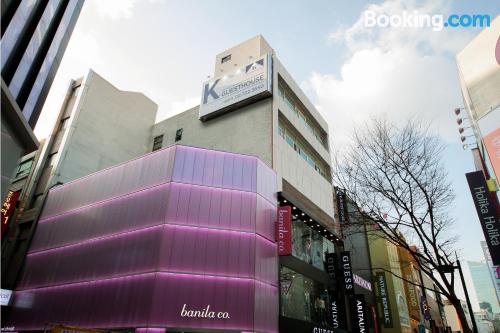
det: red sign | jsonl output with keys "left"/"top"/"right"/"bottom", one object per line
{"left": 276, "top": 206, "right": 292, "bottom": 256}
{"left": 1, "top": 190, "right": 20, "bottom": 237}
{"left": 484, "top": 127, "right": 500, "bottom": 181}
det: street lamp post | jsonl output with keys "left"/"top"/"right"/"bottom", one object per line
{"left": 438, "top": 259, "right": 479, "bottom": 333}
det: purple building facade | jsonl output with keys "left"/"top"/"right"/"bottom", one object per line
{"left": 8, "top": 145, "right": 278, "bottom": 332}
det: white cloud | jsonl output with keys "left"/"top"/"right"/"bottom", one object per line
{"left": 306, "top": 0, "right": 475, "bottom": 151}
{"left": 91, "top": 0, "right": 165, "bottom": 20}
{"left": 93, "top": 0, "right": 137, "bottom": 20}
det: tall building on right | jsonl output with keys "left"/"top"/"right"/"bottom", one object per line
{"left": 456, "top": 16, "right": 500, "bottom": 266}
{"left": 480, "top": 241, "right": 500, "bottom": 307}
{"left": 467, "top": 260, "right": 500, "bottom": 314}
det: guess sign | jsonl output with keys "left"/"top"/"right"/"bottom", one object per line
{"left": 340, "top": 251, "right": 354, "bottom": 295}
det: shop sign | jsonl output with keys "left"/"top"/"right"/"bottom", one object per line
{"left": 336, "top": 190, "right": 349, "bottom": 224}
{"left": 420, "top": 295, "right": 431, "bottom": 321}
{"left": 466, "top": 171, "right": 500, "bottom": 265}
{"left": 180, "top": 304, "right": 230, "bottom": 319}
{"left": 483, "top": 125, "right": 500, "bottom": 181}
{"left": 0, "top": 289, "right": 12, "bottom": 306}
{"left": 276, "top": 206, "right": 292, "bottom": 256}
{"left": 199, "top": 54, "right": 273, "bottom": 121}
{"left": 375, "top": 272, "right": 393, "bottom": 328}
{"left": 1, "top": 190, "right": 20, "bottom": 237}
{"left": 312, "top": 328, "right": 334, "bottom": 333}
{"left": 340, "top": 251, "right": 354, "bottom": 295}
{"left": 351, "top": 294, "right": 367, "bottom": 333}
{"left": 353, "top": 273, "right": 372, "bottom": 292}
{"left": 325, "top": 253, "right": 338, "bottom": 289}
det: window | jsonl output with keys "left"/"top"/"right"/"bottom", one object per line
{"left": 285, "top": 134, "right": 294, "bottom": 148}
{"left": 278, "top": 125, "right": 285, "bottom": 139}
{"left": 175, "top": 129, "right": 183, "bottom": 142}
{"left": 279, "top": 122, "right": 330, "bottom": 181}
{"left": 152, "top": 135, "right": 163, "bottom": 151}
{"left": 221, "top": 54, "right": 231, "bottom": 63}
{"left": 60, "top": 117, "right": 70, "bottom": 130}
{"left": 46, "top": 153, "right": 57, "bottom": 167}
{"left": 280, "top": 266, "right": 331, "bottom": 325}
{"left": 278, "top": 79, "right": 328, "bottom": 149}
{"left": 16, "top": 159, "right": 33, "bottom": 178}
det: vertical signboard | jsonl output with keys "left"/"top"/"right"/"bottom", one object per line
{"left": 420, "top": 295, "right": 431, "bottom": 321}
{"left": 325, "top": 253, "right": 347, "bottom": 330}
{"left": 336, "top": 189, "right": 349, "bottom": 224}
{"left": 398, "top": 248, "right": 421, "bottom": 321}
{"left": 276, "top": 206, "right": 292, "bottom": 256}
{"left": 340, "top": 251, "right": 354, "bottom": 295}
{"left": 375, "top": 272, "right": 393, "bottom": 328}
{"left": 351, "top": 294, "right": 367, "bottom": 333}
{"left": 1, "top": 190, "right": 20, "bottom": 238}
{"left": 466, "top": 171, "right": 500, "bottom": 265}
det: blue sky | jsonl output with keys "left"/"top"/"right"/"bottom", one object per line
{"left": 35, "top": 0, "right": 499, "bottom": 306}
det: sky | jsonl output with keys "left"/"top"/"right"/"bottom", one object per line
{"left": 34, "top": 0, "right": 499, "bottom": 307}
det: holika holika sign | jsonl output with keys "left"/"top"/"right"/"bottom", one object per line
{"left": 180, "top": 304, "right": 230, "bottom": 319}
{"left": 466, "top": 171, "right": 500, "bottom": 265}
{"left": 199, "top": 54, "right": 273, "bottom": 121}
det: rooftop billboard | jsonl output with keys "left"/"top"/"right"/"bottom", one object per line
{"left": 199, "top": 54, "right": 272, "bottom": 121}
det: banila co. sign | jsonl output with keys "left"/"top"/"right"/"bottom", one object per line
{"left": 180, "top": 304, "right": 230, "bottom": 319}
{"left": 276, "top": 206, "right": 292, "bottom": 256}
{"left": 199, "top": 54, "right": 273, "bottom": 121}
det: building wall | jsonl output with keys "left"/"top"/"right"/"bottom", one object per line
{"left": 8, "top": 145, "right": 278, "bottom": 332}
{"left": 368, "top": 232, "right": 412, "bottom": 333}
{"left": 153, "top": 99, "right": 274, "bottom": 167}
{"left": 272, "top": 58, "right": 334, "bottom": 224}
{"left": 481, "top": 241, "right": 500, "bottom": 304}
{"left": 54, "top": 70, "right": 157, "bottom": 185}
{"left": 468, "top": 261, "right": 500, "bottom": 314}
{"left": 154, "top": 35, "right": 335, "bottom": 227}
{"left": 214, "top": 34, "right": 274, "bottom": 76}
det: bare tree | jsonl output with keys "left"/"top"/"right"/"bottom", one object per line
{"left": 334, "top": 117, "right": 473, "bottom": 333}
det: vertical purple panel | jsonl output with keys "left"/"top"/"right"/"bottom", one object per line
{"left": 165, "top": 182, "right": 256, "bottom": 232}
{"left": 257, "top": 159, "right": 278, "bottom": 204}
{"left": 157, "top": 224, "right": 256, "bottom": 279}
{"left": 19, "top": 225, "right": 164, "bottom": 289}
{"left": 255, "top": 235, "right": 278, "bottom": 286}
{"left": 149, "top": 273, "right": 255, "bottom": 330}
{"left": 254, "top": 281, "right": 279, "bottom": 333}
{"left": 31, "top": 183, "right": 170, "bottom": 252}
{"left": 8, "top": 273, "right": 156, "bottom": 330}
{"left": 41, "top": 147, "right": 175, "bottom": 219}
{"left": 256, "top": 194, "right": 277, "bottom": 241}
{"left": 172, "top": 146, "right": 257, "bottom": 193}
